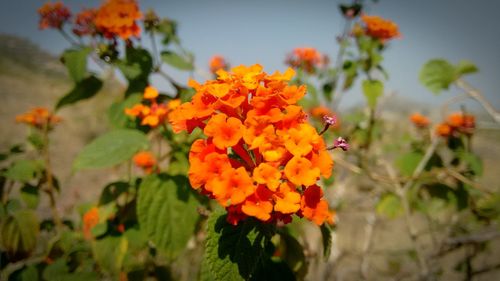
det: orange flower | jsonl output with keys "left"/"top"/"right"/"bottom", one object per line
{"left": 38, "top": 1, "right": 71, "bottom": 30}
{"left": 361, "top": 15, "right": 400, "bottom": 41}
{"left": 285, "top": 47, "right": 329, "bottom": 74}
{"left": 436, "top": 112, "right": 476, "bottom": 138}
{"left": 83, "top": 207, "right": 99, "bottom": 239}
{"left": 435, "top": 123, "right": 452, "bottom": 137}
{"left": 125, "top": 86, "right": 171, "bottom": 128}
{"left": 410, "top": 113, "right": 430, "bottom": 128}
{"left": 94, "top": 0, "right": 142, "bottom": 40}
{"left": 16, "top": 107, "right": 61, "bottom": 129}
{"left": 72, "top": 8, "right": 97, "bottom": 36}
{"left": 209, "top": 55, "right": 229, "bottom": 74}
{"left": 300, "top": 185, "right": 334, "bottom": 225}
{"left": 204, "top": 113, "right": 244, "bottom": 149}
{"left": 133, "top": 151, "right": 156, "bottom": 174}
{"left": 168, "top": 64, "right": 335, "bottom": 225}
{"left": 311, "top": 106, "right": 334, "bottom": 119}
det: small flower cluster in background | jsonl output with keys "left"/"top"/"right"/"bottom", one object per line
{"left": 285, "top": 47, "right": 329, "bottom": 74}
{"left": 15, "top": 107, "right": 61, "bottom": 130}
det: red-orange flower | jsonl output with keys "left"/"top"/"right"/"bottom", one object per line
{"left": 285, "top": 47, "right": 329, "bottom": 74}
{"left": 125, "top": 86, "right": 171, "bottom": 128}
{"left": 209, "top": 55, "right": 229, "bottom": 74}
{"left": 410, "top": 113, "right": 430, "bottom": 128}
{"left": 133, "top": 151, "right": 157, "bottom": 174}
{"left": 72, "top": 8, "right": 97, "bottom": 36}
{"left": 16, "top": 107, "right": 61, "bottom": 130}
{"left": 38, "top": 1, "right": 71, "bottom": 30}
{"left": 94, "top": 0, "right": 142, "bottom": 40}
{"left": 361, "top": 15, "right": 400, "bottom": 41}
{"left": 168, "top": 64, "right": 335, "bottom": 225}
{"left": 300, "top": 185, "right": 334, "bottom": 225}
{"left": 435, "top": 112, "right": 475, "bottom": 138}
{"left": 83, "top": 207, "right": 99, "bottom": 239}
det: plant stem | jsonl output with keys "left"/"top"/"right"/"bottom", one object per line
{"left": 455, "top": 79, "right": 500, "bottom": 123}
{"left": 42, "top": 122, "right": 63, "bottom": 233}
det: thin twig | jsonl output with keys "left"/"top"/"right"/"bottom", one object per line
{"left": 444, "top": 168, "right": 491, "bottom": 195}
{"left": 455, "top": 79, "right": 500, "bottom": 123}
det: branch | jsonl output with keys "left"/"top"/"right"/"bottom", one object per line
{"left": 455, "top": 79, "right": 500, "bottom": 123}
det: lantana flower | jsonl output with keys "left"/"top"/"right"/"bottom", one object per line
{"left": 125, "top": 86, "right": 179, "bottom": 128}
{"left": 168, "top": 64, "right": 335, "bottom": 226}
{"left": 38, "top": 1, "right": 72, "bottom": 30}
{"left": 16, "top": 107, "right": 61, "bottom": 130}
{"left": 209, "top": 55, "right": 229, "bottom": 74}
{"left": 82, "top": 207, "right": 99, "bottom": 240}
{"left": 361, "top": 14, "right": 400, "bottom": 41}
{"left": 410, "top": 113, "right": 430, "bottom": 128}
{"left": 285, "top": 47, "right": 329, "bottom": 74}
{"left": 435, "top": 112, "right": 475, "bottom": 137}
{"left": 72, "top": 8, "right": 97, "bottom": 37}
{"left": 133, "top": 151, "right": 157, "bottom": 174}
{"left": 94, "top": 0, "right": 142, "bottom": 40}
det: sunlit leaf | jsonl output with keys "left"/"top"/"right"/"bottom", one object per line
{"left": 56, "top": 75, "right": 103, "bottom": 110}
{"left": 161, "top": 51, "right": 194, "bottom": 71}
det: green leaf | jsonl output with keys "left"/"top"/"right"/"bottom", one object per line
{"left": 43, "top": 259, "right": 69, "bottom": 281}
{"left": 21, "top": 265, "right": 39, "bottom": 281}
{"left": 280, "top": 232, "right": 307, "bottom": 279}
{"left": 455, "top": 60, "right": 478, "bottom": 77}
{"left": 320, "top": 224, "right": 332, "bottom": 261}
{"left": 395, "top": 152, "right": 423, "bottom": 177}
{"left": 0, "top": 209, "right": 39, "bottom": 260}
{"left": 376, "top": 193, "right": 402, "bottom": 219}
{"left": 56, "top": 75, "right": 103, "bottom": 110}
{"left": 137, "top": 174, "right": 200, "bottom": 259}
{"left": 459, "top": 151, "right": 483, "bottom": 176}
{"left": 419, "top": 59, "right": 456, "bottom": 94}
{"left": 4, "top": 160, "right": 43, "bottom": 183}
{"left": 74, "top": 129, "right": 149, "bottom": 170}
{"left": 161, "top": 51, "right": 194, "bottom": 71}
{"left": 92, "top": 236, "right": 128, "bottom": 275}
{"left": 99, "top": 181, "right": 130, "bottom": 205}
{"left": 117, "top": 47, "right": 153, "bottom": 96}
{"left": 20, "top": 184, "right": 39, "bottom": 209}
{"left": 62, "top": 48, "right": 91, "bottom": 82}
{"left": 362, "top": 79, "right": 383, "bottom": 108}
{"left": 107, "top": 94, "right": 142, "bottom": 129}
{"left": 204, "top": 211, "right": 268, "bottom": 281}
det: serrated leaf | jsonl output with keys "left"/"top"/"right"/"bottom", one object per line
{"left": 56, "top": 75, "right": 103, "bottom": 110}
{"left": 20, "top": 184, "right": 39, "bottom": 209}
{"left": 362, "top": 79, "right": 383, "bottom": 108}
{"left": 4, "top": 160, "right": 43, "bottom": 183}
{"left": 161, "top": 51, "right": 194, "bottom": 71}
{"left": 0, "top": 209, "right": 39, "bottom": 260}
{"left": 376, "top": 193, "right": 402, "bottom": 219}
{"left": 74, "top": 129, "right": 149, "bottom": 170}
{"left": 419, "top": 59, "right": 456, "bottom": 94}
{"left": 62, "top": 48, "right": 91, "bottom": 82}
{"left": 204, "top": 211, "right": 267, "bottom": 281}
{"left": 320, "top": 224, "right": 332, "bottom": 261}
{"left": 137, "top": 174, "right": 199, "bottom": 259}
{"left": 455, "top": 60, "right": 478, "bottom": 77}
{"left": 395, "top": 152, "right": 423, "bottom": 177}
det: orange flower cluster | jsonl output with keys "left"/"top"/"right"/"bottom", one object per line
{"left": 94, "top": 0, "right": 142, "bottom": 40}
{"left": 361, "top": 15, "right": 400, "bottom": 41}
{"left": 16, "top": 107, "right": 61, "bottom": 129}
{"left": 125, "top": 86, "right": 180, "bottom": 128}
{"left": 286, "top": 47, "right": 329, "bottom": 74}
{"left": 410, "top": 113, "right": 430, "bottom": 128}
{"left": 209, "top": 55, "right": 229, "bottom": 74}
{"left": 82, "top": 207, "right": 99, "bottom": 239}
{"left": 72, "top": 8, "right": 97, "bottom": 37}
{"left": 168, "top": 64, "right": 335, "bottom": 226}
{"left": 38, "top": 1, "right": 71, "bottom": 30}
{"left": 436, "top": 112, "right": 475, "bottom": 137}
{"left": 133, "top": 151, "right": 157, "bottom": 174}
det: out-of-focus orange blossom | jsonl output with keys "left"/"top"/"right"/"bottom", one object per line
{"left": 125, "top": 86, "right": 179, "bottom": 128}
{"left": 94, "top": 0, "right": 142, "bottom": 40}
{"left": 38, "top": 1, "right": 71, "bottom": 30}
{"left": 361, "top": 14, "right": 400, "bottom": 41}
{"left": 209, "top": 55, "right": 229, "bottom": 74}
{"left": 16, "top": 107, "right": 61, "bottom": 130}
{"left": 133, "top": 151, "right": 157, "bottom": 174}
{"left": 285, "top": 47, "right": 329, "bottom": 74}
{"left": 410, "top": 113, "right": 430, "bottom": 128}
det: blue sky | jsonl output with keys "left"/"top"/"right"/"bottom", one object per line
{"left": 1, "top": 0, "right": 499, "bottom": 111}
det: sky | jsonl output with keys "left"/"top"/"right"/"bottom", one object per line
{"left": 1, "top": 0, "right": 499, "bottom": 112}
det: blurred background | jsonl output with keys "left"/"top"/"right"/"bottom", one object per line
{"left": 1, "top": 0, "right": 499, "bottom": 280}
